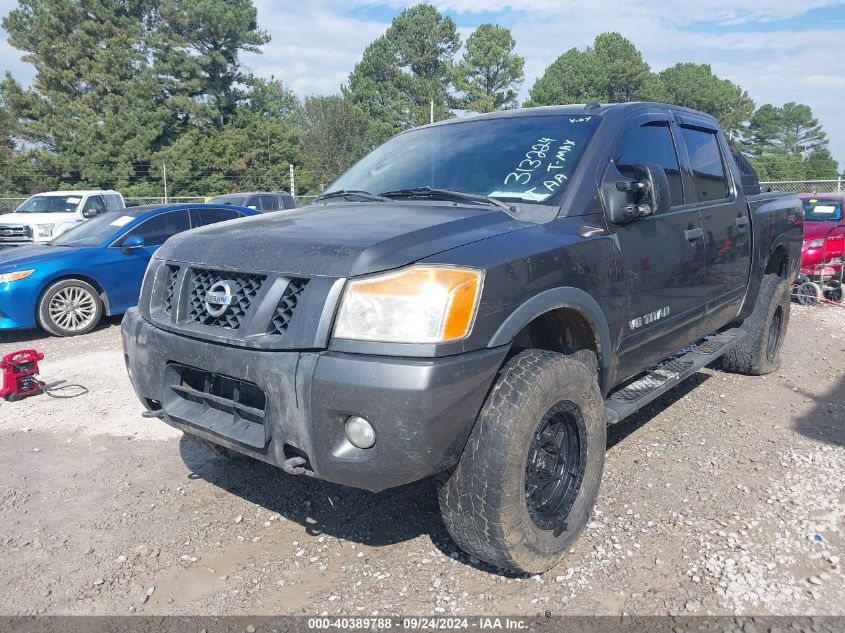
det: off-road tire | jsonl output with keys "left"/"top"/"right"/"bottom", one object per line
{"left": 37, "top": 279, "right": 103, "bottom": 337}
{"left": 437, "top": 349, "right": 606, "bottom": 574}
{"left": 185, "top": 434, "right": 249, "bottom": 461}
{"left": 722, "top": 273, "right": 790, "bottom": 375}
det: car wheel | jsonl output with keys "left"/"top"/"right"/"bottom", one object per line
{"left": 37, "top": 279, "right": 104, "bottom": 337}
{"left": 722, "top": 273, "right": 791, "bottom": 375}
{"left": 437, "top": 349, "right": 606, "bottom": 574}
{"left": 796, "top": 281, "right": 821, "bottom": 306}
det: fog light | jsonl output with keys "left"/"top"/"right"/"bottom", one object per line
{"left": 345, "top": 415, "right": 376, "bottom": 449}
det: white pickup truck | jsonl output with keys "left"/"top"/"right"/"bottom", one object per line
{"left": 0, "top": 190, "right": 125, "bottom": 247}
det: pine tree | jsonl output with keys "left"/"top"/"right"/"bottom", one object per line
{"left": 658, "top": 63, "right": 754, "bottom": 138}
{"left": 453, "top": 24, "right": 524, "bottom": 113}
{"left": 347, "top": 4, "right": 460, "bottom": 131}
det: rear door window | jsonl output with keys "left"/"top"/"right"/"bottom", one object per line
{"left": 192, "top": 207, "right": 242, "bottom": 226}
{"left": 681, "top": 126, "right": 730, "bottom": 203}
{"left": 259, "top": 195, "right": 278, "bottom": 211}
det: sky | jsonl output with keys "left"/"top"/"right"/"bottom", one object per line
{"left": 1, "top": 0, "right": 844, "bottom": 173}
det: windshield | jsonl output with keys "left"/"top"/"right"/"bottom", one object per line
{"left": 803, "top": 198, "right": 843, "bottom": 222}
{"left": 50, "top": 211, "right": 137, "bottom": 247}
{"left": 15, "top": 194, "right": 83, "bottom": 214}
{"left": 329, "top": 114, "right": 601, "bottom": 205}
{"left": 210, "top": 194, "right": 247, "bottom": 206}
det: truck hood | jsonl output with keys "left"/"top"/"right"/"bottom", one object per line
{"left": 0, "top": 212, "right": 77, "bottom": 226}
{"left": 156, "top": 201, "right": 531, "bottom": 277}
{"left": 0, "top": 244, "right": 87, "bottom": 271}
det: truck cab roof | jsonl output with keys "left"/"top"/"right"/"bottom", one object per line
{"left": 419, "top": 102, "right": 720, "bottom": 130}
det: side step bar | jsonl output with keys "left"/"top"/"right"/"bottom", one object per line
{"left": 604, "top": 328, "right": 747, "bottom": 424}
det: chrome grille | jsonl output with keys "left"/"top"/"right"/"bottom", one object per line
{"left": 163, "top": 266, "right": 179, "bottom": 315}
{"left": 186, "top": 269, "right": 265, "bottom": 330}
{"left": 0, "top": 225, "right": 33, "bottom": 242}
{"left": 267, "top": 279, "right": 308, "bottom": 336}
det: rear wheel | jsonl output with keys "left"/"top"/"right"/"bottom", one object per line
{"left": 437, "top": 349, "right": 606, "bottom": 573}
{"left": 723, "top": 273, "right": 790, "bottom": 375}
{"left": 37, "top": 279, "right": 103, "bottom": 337}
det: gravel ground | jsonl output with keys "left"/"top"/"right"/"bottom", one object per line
{"left": 0, "top": 306, "right": 842, "bottom": 616}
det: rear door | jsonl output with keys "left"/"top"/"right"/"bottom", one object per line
{"left": 675, "top": 117, "right": 751, "bottom": 335}
{"left": 259, "top": 194, "right": 279, "bottom": 212}
{"left": 608, "top": 113, "right": 707, "bottom": 377}
{"left": 101, "top": 210, "right": 191, "bottom": 312}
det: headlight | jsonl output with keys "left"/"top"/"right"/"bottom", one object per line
{"left": 809, "top": 239, "right": 825, "bottom": 248}
{"left": 36, "top": 224, "right": 54, "bottom": 237}
{"left": 333, "top": 265, "right": 484, "bottom": 343}
{"left": 0, "top": 269, "right": 35, "bottom": 284}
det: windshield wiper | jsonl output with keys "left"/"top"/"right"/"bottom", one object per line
{"left": 315, "top": 189, "right": 388, "bottom": 203}
{"left": 379, "top": 187, "right": 515, "bottom": 213}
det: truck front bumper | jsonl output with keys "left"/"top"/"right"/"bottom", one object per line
{"left": 122, "top": 308, "right": 508, "bottom": 492}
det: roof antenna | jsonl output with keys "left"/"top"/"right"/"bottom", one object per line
{"left": 585, "top": 102, "right": 601, "bottom": 110}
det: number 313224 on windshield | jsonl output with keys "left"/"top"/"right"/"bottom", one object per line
{"left": 502, "top": 138, "right": 578, "bottom": 201}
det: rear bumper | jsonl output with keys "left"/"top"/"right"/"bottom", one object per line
{"left": 122, "top": 308, "right": 507, "bottom": 492}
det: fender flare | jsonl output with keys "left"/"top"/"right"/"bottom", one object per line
{"left": 488, "top": 287, "right": 613, "bottom": 393}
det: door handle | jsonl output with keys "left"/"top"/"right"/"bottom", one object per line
{"left": 735, "top": 216, "right": 750, "bottom": 228}
{"left": 684, "top": 227, "right": 703, "bottom": 241}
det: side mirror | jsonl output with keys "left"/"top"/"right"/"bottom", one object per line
{"left": 606, "top": 163, "right": 671, "bottom": 223}
{"left": 82, "top": 207, "right": 101, "bottom": 219}
{"left": 121, "top": 235, "right": 145, "bottom": 255}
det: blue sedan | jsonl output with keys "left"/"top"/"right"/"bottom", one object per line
{"left": 0, "top": 203, "right": 258, "bottom": 336}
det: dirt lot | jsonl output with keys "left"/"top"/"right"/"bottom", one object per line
{"left": 0, "top": 306, "right": 842, "bottom": 617}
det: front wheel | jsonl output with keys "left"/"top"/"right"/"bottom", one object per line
{"left": 37, "top": 279, "right": 103, "bottom": 337}
{"left": 437, "top": 349, "right": 606, "bottom": 574}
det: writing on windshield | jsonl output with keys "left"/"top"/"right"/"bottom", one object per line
{"left": 330, "top": 114, "right": 601, "bottom": 205}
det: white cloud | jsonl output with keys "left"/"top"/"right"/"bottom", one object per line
{"left": 1, "top": 0, "right": 844, "bottom": 168}
{"left": 243, "top": 2, "right": 389, "bottom": 95}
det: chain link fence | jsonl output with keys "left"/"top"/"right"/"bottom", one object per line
{"left": 760, "top": 179, "right": 843, "bottom": 194}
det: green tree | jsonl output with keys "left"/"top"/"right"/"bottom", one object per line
{"left": 158, "top": 0, "right": 270, "bottom": 128}
{"left": 658, "top": 63, "right": 754, "bottom": 138}
{"left": 593, "top": 32, "right": 664, "bottom": 103}
{"left": 453, "top": 23, "right": 524, "bottom": 112}
{"left": 526, "top": 48, "right": 603, "bottom": 106}
{"left": 345, "top": 36, "right": 407, "bottom": 140}
{"left": 156, "top": 108, "right": 302, "bottom": 196}
{"left": 248, "top": 77, "right": 298, "bottom": 121}
{"left": 347, "top": 4, "right": 460, "bottom": 130}
{"left": 527, "top": 33, "right": 663, "bottom": 106}
{"left": 749, "top": 154, "right": 806, "bottom": 181}
{"left": 804, "top": 147, "right": 839, "bottom": 179}
{"left": 297, "top": 94, "right": 376, "bottom": 188}
{"left": 748, "top": 102, "right": 828, "bottom": 157}
{"left": 0, "top": 91, "right": 31, "bottom": 194}
{"left": 1, "top": 0, "right": 173, "bottom": 189}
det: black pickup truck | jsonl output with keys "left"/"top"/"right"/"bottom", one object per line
{"left": 123, "top": 103, "right": 802, "bottom": 573}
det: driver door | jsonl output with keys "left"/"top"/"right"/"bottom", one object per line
{"left": 81, "top": 195, "right": 106, "bottom": 219}
{"left": 607, "top": 114, "right": 707, "bottom": 379}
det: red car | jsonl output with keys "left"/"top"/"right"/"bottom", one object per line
{"left": 800, "top": 194, "right": 845, "bottom": 279}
